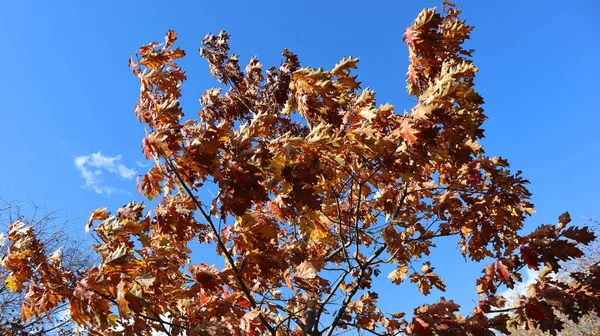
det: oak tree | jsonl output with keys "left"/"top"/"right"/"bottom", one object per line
{"left": 0, "top": 199, "right": 95, "bottom": 335}
{"left": 508, "top": 219, "right": 600, "bottom": 336}
{"left": 3, "top": 2, "right": 599, "bottom": 335}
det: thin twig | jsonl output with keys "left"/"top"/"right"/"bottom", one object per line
{"left": 165, "top": 159, "right": 277, "bottom": 336}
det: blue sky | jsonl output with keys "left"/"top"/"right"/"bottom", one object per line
{"left": 1, "top": 0, "right": 599, "bottom": 323}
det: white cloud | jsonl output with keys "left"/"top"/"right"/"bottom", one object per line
{"left": 136, "top": 160, "right": 151, "bottom": 168}
{"left": 484, "top": 268, "right": 540, "bottom": 319}
{"left": 498, "top": 268, "right": 539, "bottom": 306}
{"left": 74, "top": 152, "right": 137, "bottom": 195}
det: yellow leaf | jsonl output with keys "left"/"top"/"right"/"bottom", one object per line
{"left": 331, "top": 56, "right": 359, "bottom": 77}
{"left": 412, "top": 103, "right": 433, "bottom": 120}
{"left": 388, "top": 264, "right": 408, "bottom": 285}
{"left": 359, "top": 108, "right": 377, "bottom": 121}
{"left": 5, "top": 274, "right": 17, "bottom": 292}
{"left": 310, "top": 216, "right": 330, "bottom": 240}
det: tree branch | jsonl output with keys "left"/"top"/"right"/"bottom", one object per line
{"left": 314, "top": 268, "right": 353, "bottom": 334}
{"left": 323, "top": 182, "right": 410, "bottom": 336}
{"left": 165, "top": 158, "right": 277, "bottom": 336}
{"left": 338, "top": 322, "right": 392, "bottom": 336}
{"left": 324, "top": 244, "right": 388, "bottom": 336}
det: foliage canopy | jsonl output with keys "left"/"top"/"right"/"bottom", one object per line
{"left": 2, "top": 2, "right": 599, "bottom": 335}
{"left": 0, "top": 199, "right": 95, "bottom": 336}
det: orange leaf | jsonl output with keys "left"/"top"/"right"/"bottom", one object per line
{"left": 496, "top": 261, "right": 511, "bottom": 283}
{"left": 86, "top": 207, "right": 109, "bottom": 233}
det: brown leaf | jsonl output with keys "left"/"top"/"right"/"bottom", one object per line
{"left": 86, "top": 207, "right": 109, "bottom": 233}
{"left": 558, "top": 211, "right": 571, "bottom": 229}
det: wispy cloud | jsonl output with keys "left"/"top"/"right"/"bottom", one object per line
{"left": 136, "top": 160, "right": 151, "bottom": 168}
{"left": 74, "top": 152, "right": 137, "bottom": 195}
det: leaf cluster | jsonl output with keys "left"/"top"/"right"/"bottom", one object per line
{"left": 3, "top": 2, "right": 599, "bottom": 335}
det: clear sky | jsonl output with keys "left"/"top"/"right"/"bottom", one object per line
{"left": 1, "top": 0, "right": 599, "bottom": 322}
